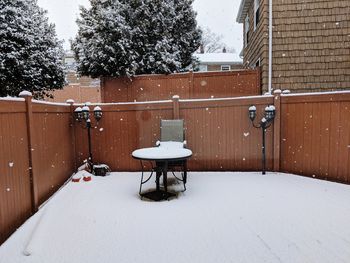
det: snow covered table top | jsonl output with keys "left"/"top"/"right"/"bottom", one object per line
{"left": 132, "top": 145, "right": 192, "bottom": 161}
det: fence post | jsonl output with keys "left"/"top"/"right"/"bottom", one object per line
{"left": 66, "top": 99, "right": 78, "bottom": 170}
{"left": 172, "top": 95, "right": 180, "bottom": 119}
{"left": 273, "top": 89, "right": 282, "bottom": 172}
{"left": 20, "top": 91, "right": 39, "bottom": 213}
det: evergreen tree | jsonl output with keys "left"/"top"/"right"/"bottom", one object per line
{"left": 0, "top": 0, "right": 65, "bottom": 99}
{"left": 72, "top": 0, "right": 202, "bottom": 78}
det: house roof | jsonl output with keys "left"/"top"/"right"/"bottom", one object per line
{"left": 194, "top": 53, "right": 242, "bottom": 64}
{"left": 236, "top": 0, "right": 253, "bottom": 23}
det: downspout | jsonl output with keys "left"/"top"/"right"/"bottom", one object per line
{"left": 268, "top": 0, "right": 273, "bottom": 94}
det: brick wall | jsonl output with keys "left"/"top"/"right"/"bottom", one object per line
{"left": 47, "top": 86, "right": 101, "bottom": 103}
{"left": 45, "top": 71, "right": 101, "bottom": 103}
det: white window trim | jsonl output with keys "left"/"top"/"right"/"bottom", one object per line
{"left": 254, "top": 0, "right": 260, "bottom": 31}
{"left": 221, "top": 65, "right": 231, "bottom": 71}
{"left": 255, "top": 58, "right": 261, "bottom": 68}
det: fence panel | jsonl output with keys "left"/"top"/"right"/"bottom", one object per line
{"left": 31, "top": 102, "right": 76, "bottom": 205}
{"left": 74, "top": 101, "right": 174, "bottom": 171}
{"left": 280, "top": 92, "right": 350, "bottom": 183}
{"left": 180, "top": 96, "right": 274, "bottom": 171}
{"left": 73, "top": 96, "right": 275, "bottom": 172}
{"left": 0, "top": 98, "right": 75, "bottom": 244}
{"left": 130, "top": 74, "right": 190, "bottom": 102}
{"left": 101, "top": 70, "right": 260, "bottom": 103}
{"left": 0, "top": 99, "right": 32, "bottom": 244}
{"left": 192, "top": 70, "right": 260, "bottom": 99}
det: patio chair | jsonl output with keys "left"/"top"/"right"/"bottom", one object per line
{"left": 158, "top": 119, "right": 188, "bottom": 190}
{"left": 138, "top": 119, "right": 188, "bottom": 197}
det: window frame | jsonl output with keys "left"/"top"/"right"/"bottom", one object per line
{"left": 221, "top": 65, "right": 231, "bottom": 71}
{"left": 254, "top": 0, "right": 260, "bottom": 31}
{"left": 245, "top": 15, "right": 250, "bottom": 47}
{"left": 255, "top": 58, "right": 261, "bottom": 68}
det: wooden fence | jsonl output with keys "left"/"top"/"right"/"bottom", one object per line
{"left": 101, "top": 69, "right": 261, "bottom": 103}
{"left": 1, "top": 90, "right": 350, "bottom": 244}
{"left": 280, "top": 92, "right": 350, "bottom": 183}
{"left": 75, "top": 96, "right": 274, "bottom": 172}
{"left": 76, "top": 91, "right": 350, "bottom": 183}
{"left": 0, "top": 95, "right": 75, "bottom": 244}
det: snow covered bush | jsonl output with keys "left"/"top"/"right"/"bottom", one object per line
{"left": 72, "top": 0, "right": 202, "bottom": 78}
{"left": 0, "top": 0, "right": 65, "bottom": 99}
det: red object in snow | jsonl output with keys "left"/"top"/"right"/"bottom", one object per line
{"left": 72, "top": 177, "right": 81, "bottom": 183}
{"left": 83, "top": 176, "right": 92, "bottom": 182}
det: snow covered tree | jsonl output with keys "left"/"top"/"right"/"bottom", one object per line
{"left": 199, "top": 27, "right": 226, "bottom": 53}
{"left": 72, "top": 0, "right": 202, "bottom": 78}
{"left": 0, "top": 0, "right": 65, "bottom": 99}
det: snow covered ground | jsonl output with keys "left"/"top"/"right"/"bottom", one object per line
{"left": 1, "top": 172, "right": 350, "bottom": 263}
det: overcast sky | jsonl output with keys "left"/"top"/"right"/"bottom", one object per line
{"left": 37, "top": 0, "right": 243, "bottom": 56}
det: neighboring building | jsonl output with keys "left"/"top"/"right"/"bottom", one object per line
{"left": 47, "top": 51, "right": 101, "bottom": 103}
{"left": 194, "top": 53, "right": 243, "bottom": 72}
{"left": 236, "top": 0, "right": 350, "bottom": 93}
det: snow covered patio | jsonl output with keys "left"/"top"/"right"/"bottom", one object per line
{"left": 1, "top": 172, "right": 350, "bottom": 263}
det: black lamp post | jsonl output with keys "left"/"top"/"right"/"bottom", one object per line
{"left": 74, "top": 104, "right": 103, "bottom": 166}
{"left": 248, "top": 105, "right": 276, "bottom": 175}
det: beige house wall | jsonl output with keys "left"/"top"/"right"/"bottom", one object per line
{"left": 242, "top": 0, "right": 350, "bottom": 93}
{"left": 242, "top": 0, "right": 269, "bottom": 92}
{"left": 207, "top": 64, "right": 243, "bottom": 71}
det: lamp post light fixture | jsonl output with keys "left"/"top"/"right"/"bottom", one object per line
{"left": 93, "top": 106, "right": 103, "bottom": 121}
{"left": 74, "top": 107, "right": 83, "bottom": 121}
{"left": 248, "top": 104, "right": 276, "bottom": 175}
{"left": 74, "top": 104, "right": 103, "bottom": 167}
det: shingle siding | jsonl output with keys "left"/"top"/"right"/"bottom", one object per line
{"left": 243, "top": 0, "right": 269, "bottom": 92}
{"left": 242, "top": 0, "right": 350, "bottom": 93}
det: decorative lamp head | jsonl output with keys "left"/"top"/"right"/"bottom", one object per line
{"left": 265, "top": 105, "right": 276, "bottom": 120}
{"left": 74, "top": 107, "right": 83, "bottom": 121}
{"left": 82, "top": 106, "right": 90, "bottom": 120}
{"left": 93, "top": 106, "right": 103, "bottom": 121}
{"left": 248, "top": 105, "right": 257, "bottom": 122}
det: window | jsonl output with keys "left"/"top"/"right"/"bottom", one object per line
{"left": 255, "top": 58, "right": 261, "bottom": 68}
{"left": 221, "top": 65, "right": 231, "bottom": 71}
{"left": 245, "top": 15, "right": 250, "bottom": 46}
{"left": 254, "top": 0, "right": 260, "bottom": 30}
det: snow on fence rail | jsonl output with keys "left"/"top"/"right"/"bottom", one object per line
{"left": 1, "top": 90, "right": 350, "bottom": 245}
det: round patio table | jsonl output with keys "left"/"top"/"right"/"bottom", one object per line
{"left": 132, "top": 147, "right": 192, "bottom": 201}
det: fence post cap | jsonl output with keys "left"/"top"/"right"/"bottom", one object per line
{"left": 273, "top": 89, "right": 282, "bottom": 94}
{"left": 19, "top": 91, "right": 32, "bottom": 97}
{"left": 66, "top": 99, "right": 75, "bottom": 105}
